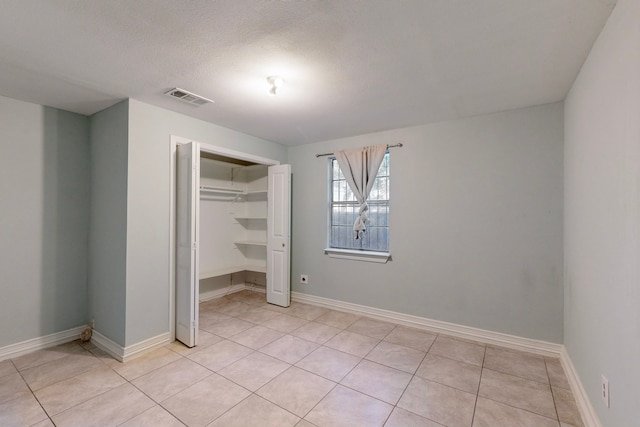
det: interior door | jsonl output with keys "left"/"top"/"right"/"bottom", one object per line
{"left": 267, "top": 164, "right": 291, "bottom": 307}
{"left": 176, "top": 142, "right": 199, "bottom": 347}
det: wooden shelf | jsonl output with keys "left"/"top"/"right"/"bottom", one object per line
{"left": 199, "top": 264, "right": 267, "bottom": 280}
{"left": 234, "top": 240, "right": 267, "bottom": 247}
{"left": 200, "top": 185, "right": 245, "bottom": 194}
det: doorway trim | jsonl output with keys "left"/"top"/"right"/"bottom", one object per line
{"left": 168, "top": 134, "right": 280, "bottom": 342}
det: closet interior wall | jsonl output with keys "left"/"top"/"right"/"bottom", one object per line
{"left": 198, "top": 156, "right": 268, "bottom": 300}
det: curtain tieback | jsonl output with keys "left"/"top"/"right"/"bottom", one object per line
{"left": 354, "top": 202, "right": 370, "bottom": 239}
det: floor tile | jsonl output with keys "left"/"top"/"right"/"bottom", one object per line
{"left": 35, "top": 365, "right": 126, "bottom": 415}
{"left": 0, "top": 392, "right": 49, "bottom": 427}
{"left": 166, "top": 330, "right": 223, "bottom": 356}
{"left": 236, "top": 306, "right": 282, "bottom": 323}
{"left": 553, "top": 385, "right": 584, "bottom": 427}
{"left": 208, "top": 394, "right": 300, "bottom": 427}
{"left": 262, "top": 314, "right": 310, "bottom": 333}
{"left": 21, "top": 350, "right": 102, "bottom": 391}
{"left": 398, "top": 376, "right": 476, "bottom": 427}
{"left": 314, "top": 310, "right": 361, "bottom": 329}
{"left": 228, "top": 325, "right": 284, "bottom": 349}
{"left": 0, "top": 372, "right": 31, "bottom": 404}
{"left": 291, "top": 322, "right": 341, "bottom": 344}
{"left": 31, "top": 419, "right": 55, "bottom": 427}
{"left": 201, "top": 296, "right": 234, "bottom": 310}
{"left": 305, "top": 384, "right": 393, "bottom": 427}
{"left": 52, "top": 382, "right": 155, "bottom": 427}
{"left": 120, "top": 405, "right": 184, "bottom": 427}
{"left": 112, "top": 347, "right": 181, "bottom": 381}
{"left": 1, "top": 299, "right": 589, "bottom": 427}
{"left": 132, "top": 357, "right": 212, "bottom": 402}
{"left": 219, "top": 352, "right": 290, "bottom": 391}
{"left": 429, "top": 335, "right": 486, "bottom": 366}
{"left": 384, "top": 326, "right": 437, "bottom": 352}
{"left": 325, "top": 330, "right": 379, "bottom": 357}
{"left": 366, "top": 341, "right": 426, "bottom": 373}
{"left": 187, "top": 339, "right": 254, "bottom": 371}
{"left": 0, "top": 359, "right": 17, "bottom": 378}
{"left": 161, "top": 374, "right": 250, "bottom": 426}
{"left": 479, "top": 368, "right": 556, "bottom": 419}
{"left": 347, "top": 318, "right": 396, "bottom": 340}
{"left": 228, "top": 290, "right": 266, "bottom": 306}
{"left": 263, "top": 301, "right": 296, "bottom": 314}
{"left": 484, "top": 345, "right": 548, "bottom": 383}
{"left": 199, "top": 310, "right": 232, "bottom": 325}
{"left": 201, "top": 317, "right": 254, "bottom": 338}
{"left": 545, "top": 357, "right": 571, "bottom": 389}
{"left": 213, "top": 301, "right": 254, "bottom": 317}
{"left": 260, "top": 335, "right": 319, "bottom": 364}
{"left": 286, "top": 303, "right": 329, "bottom": 321}
{"left": 11, "top": 342, "right": 83, "bottom": 371}
{"left": 384, "top": 407, "right": 444, "bottom": 427}
{"left": 257, "top": 366, "right": 336, "bottom": 417}
{"left": 296, "top": 346, "right": 361, "bottom": 382}
{"left": 472, "top": 396, "right": 559, "bottom": 427}
{"left": 341, "top": 360, "right": 412, "bottom": 405}
{"left": 416, "top": 353, "right": 482, "bottom": 394}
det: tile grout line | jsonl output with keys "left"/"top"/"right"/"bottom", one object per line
{"left": 470, "top": 345, "right": 488, "bottom": 427}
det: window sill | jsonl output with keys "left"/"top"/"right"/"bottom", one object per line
{"left": 324, "top": 248, "right": 391, "bottom": 264}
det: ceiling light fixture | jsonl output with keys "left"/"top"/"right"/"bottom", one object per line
{"left": 267, "top": 76, "right": 284, "bottom": 95}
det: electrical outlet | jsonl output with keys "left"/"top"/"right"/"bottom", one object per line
{"left": 300, "top": 274, "right": 309, "bottom": 284}
{"left": 601, "top": 375, "right": 610, "bottom": 408}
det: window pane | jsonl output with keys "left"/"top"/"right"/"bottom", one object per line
{"left": 330, "top": 153, "right": 389, "bottom": 252}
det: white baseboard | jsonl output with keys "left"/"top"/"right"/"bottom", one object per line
{"left": 291, "top": 291, "right": 563, "bottom": 357}
{"left": 200, "top": 284, "right": 247, "bottom": 302}
{"left": 560, "top": 347, "right": 602, "bottom": 427}
{"left": 0, "top": 326, "right": 87, "bottom": 361}
{"left": 91, "top": 330, "right": 124, "bottom": 362}
{"left": 91, "top": 330, "right": 171, "bottom": 363}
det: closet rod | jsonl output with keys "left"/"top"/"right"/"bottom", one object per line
{"left": 315, "top": 143, "right": 403, "bottom": 158}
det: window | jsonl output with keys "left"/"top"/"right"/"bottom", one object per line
{"left": 329, "top": 152, "right": 389, "bottom": 252}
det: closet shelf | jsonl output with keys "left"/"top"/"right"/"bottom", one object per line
{"left": 200, "top": 185, "right": 246, "bottom": 194}
{"left": 199, "top": 264, "right": 267, "bottom": 280}
{"left": 234, "top": 216, "right": 267, "bottom": 220}
{"left": 234, "top": 240, "right": 267, "bottom": 247}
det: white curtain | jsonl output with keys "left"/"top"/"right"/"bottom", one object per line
{"left": 334, "top": 144, "right": 387, "bottom": 240}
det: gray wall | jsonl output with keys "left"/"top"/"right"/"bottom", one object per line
{"left": 124, "top": 99, "right": 287, "bottom": 345}
{"left": 564, "top": 0, "right": 640, "bottom": 425}
{"left": 88, "top": 101, "right": 129, "bottom": 346}
{"left": 288, "top": 103, "right": 564, "bottom": 343}
{"left": 0, "top": 95, "right": 90, "bottom": 347}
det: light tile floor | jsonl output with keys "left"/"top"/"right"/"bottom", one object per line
{"left": 1, "top": 290, "right": 584, "bottom": 427}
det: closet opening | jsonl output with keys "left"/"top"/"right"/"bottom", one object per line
{"left": 171, "top": 137, "right": 291, "bottom": 348}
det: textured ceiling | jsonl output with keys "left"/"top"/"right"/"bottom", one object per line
{"left": 0, "top": 0, "right": 616, "bottom": 145}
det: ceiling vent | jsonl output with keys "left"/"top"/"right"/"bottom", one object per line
{"left": 165, "top": 88, "right": 214, "bottom": 106}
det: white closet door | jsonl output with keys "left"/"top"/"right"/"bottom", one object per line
{"left": 176, "top": 142, "right": 199, "bottom": 347}
{"left": 267, "top": 164, "right": 291, "bottom": 307}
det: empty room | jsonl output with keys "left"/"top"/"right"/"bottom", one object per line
{"left": 0, "top": 1, "right": 637, "bottom": 426}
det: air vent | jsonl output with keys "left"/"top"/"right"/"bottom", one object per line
{"left": 165, "top": 88, "right": 214, "bottom": 106}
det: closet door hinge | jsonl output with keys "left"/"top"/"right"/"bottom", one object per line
{"left": 192, "top": 242, "right": 197, "bottom": 250}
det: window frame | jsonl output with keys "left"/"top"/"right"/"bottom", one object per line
{"left": 324, "top": 153, "right": 391, "bottom": 263}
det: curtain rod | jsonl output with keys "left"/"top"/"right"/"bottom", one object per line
{"left": 315, "top": 143, "right": 403, "bottom": 158}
